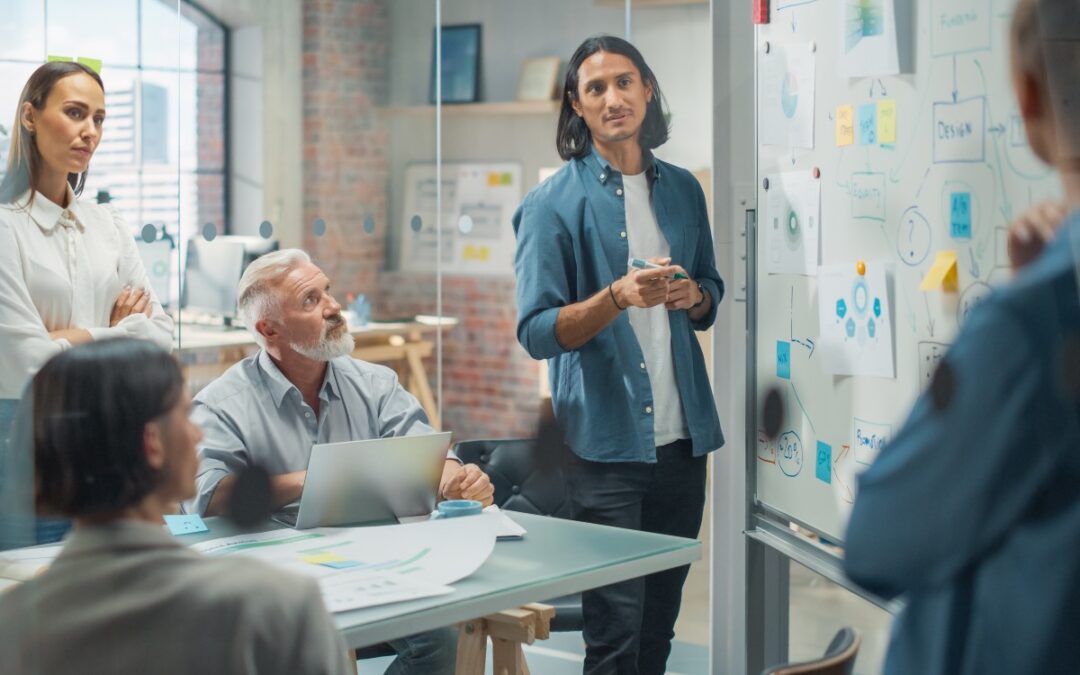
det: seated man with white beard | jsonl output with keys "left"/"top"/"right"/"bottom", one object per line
{"left": 185, "top": 248, "right": 493, "bottom": 675}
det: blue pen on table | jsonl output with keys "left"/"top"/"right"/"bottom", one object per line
{"left": 628, "top": 257, "right": 688, "bottom": 280}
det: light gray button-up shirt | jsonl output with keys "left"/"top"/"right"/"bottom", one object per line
{"left": 186, "top": 350, "right": 438, "bottom": 515}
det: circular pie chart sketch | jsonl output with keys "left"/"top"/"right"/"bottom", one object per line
{"left": 780, "top": 71, "right": 799, "bottom": 119}
{"left": 784, "top": 209, "right": 801, "bottom": 250}
{"left": 896, "top": 206, "right": 932, "bottom": 266}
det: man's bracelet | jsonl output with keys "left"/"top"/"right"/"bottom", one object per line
{"left": 609, "top": 283, "right": 626, "bottom": 310}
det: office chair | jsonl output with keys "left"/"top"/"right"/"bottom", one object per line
{"left": 760, "top": 627, "right": 861, "bottom": 675}
{"left": 453, "top": 438, "right": 583, "bottom": 631}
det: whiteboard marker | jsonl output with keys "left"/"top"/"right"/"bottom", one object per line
{"left": 628, "top": 257, "right": 689, "bottom": 280}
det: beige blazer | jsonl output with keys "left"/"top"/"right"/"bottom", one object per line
{"left": 0, "top": 520, "right": 351, "bottom": 675}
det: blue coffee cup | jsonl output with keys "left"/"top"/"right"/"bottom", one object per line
{"left": 430, "top": 499, "right": 483, "bottom": 519}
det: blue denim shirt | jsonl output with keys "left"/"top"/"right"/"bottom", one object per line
{"left": 513, "top": 147, "right": 724, "bottom": 462}
{"left": 844, "top": 213, "right": 1080, "bottom": 674}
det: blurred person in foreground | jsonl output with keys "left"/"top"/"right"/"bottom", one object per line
{"left": 0, "top": 339, "right": 350, "bottom": 675}
{"left": 845, "top": 1, "right": 1080, "bottom": 673}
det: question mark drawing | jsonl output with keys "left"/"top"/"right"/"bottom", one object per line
{"left": 897, "top": 206, "right": 931, "bottom": 267}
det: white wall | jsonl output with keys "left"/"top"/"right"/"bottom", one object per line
{"left": 195, "top": 0, "right": 303, "bottom": 249}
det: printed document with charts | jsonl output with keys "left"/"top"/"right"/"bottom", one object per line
{"left": 192, "top": 512, "right": 500, "bottom": 612}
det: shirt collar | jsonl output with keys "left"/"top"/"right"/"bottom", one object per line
{"left": 257, "top": 349, "right": 340, "bottom": 408}
{"left": 14, "top": 185, "right": 85, "bottom": 234}
{"left": 53, "top": 520, "right": 185, "bottom": 563}
{"left": 581, "top": 144, "right": 661, "bottom": 185}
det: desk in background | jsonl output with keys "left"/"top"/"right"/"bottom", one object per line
{"left": 191, "top": 512, "right": 701, "bottom": 651}
{"left": 176, "top": 317, "right": 457, "bottom": 429}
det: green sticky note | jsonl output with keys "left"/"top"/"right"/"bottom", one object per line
{"left": 77, "top": 57, "right": 103, "bottom": 74}
{"left": 500, "top": 172, "right": 513, "bottom": 185}
{"left": 47, "top": 54, "right": 73, "bottom": 63}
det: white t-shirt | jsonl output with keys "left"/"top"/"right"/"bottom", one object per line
{"left": 0, "top": 186, "right": 174, "bottom": 397}
{"left": 622, "top": 171, "right": 688, "bottom": 447}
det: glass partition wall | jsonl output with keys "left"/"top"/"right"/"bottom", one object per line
{"left": 0, "top": 1, "right": 721, "bottom": 672}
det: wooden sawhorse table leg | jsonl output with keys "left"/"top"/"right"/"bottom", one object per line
{"left": 455, "top": 603, "right": 555, "bottom": 675}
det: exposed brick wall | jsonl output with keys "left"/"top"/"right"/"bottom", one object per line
{"left": 301, "top": 0, "right": 388, "bottom": 298}
{"left": 300, "top": 0, "right": 541, "bottom": 440}
{"left": 375, "top": 272, "right": 542, "bottom": 441}
{"left": 195, "top": 16, "right": 225, "bottom": 233}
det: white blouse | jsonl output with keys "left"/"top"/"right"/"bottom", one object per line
{"left": 0, "top": 186, "right": 174, "bottom": 398}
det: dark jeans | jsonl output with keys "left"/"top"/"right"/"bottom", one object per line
{"left": 565, "top": 439, "right": 707, "bottom": 675}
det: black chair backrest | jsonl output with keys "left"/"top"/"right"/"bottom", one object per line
{"left": 452, "top": 438, "right": 572, "bottom": 518}
{"left": 760, "top": 627, "right": 860, "bottom": 675}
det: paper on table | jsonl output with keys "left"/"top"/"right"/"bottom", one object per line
{"left": 766, "top": 171, "right": 820, "bottom": 276}
{"left": 484, "top": 505, "right": 526, "bottom": 539}
{"left": 839, "top": 0, "right": 900, "bottom": 77}
{"left": 817, "top": 263, "right": 895, "bottom": 378}
{"left": 193, "top": 511, "right": 499, "bottom": 612}
{"left": 0, "top": 544, "right": 64, "bottom": 582}
{"left": 761, "top": 45, "right": 815, "bottom": 149}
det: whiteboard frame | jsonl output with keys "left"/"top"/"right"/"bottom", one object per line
{"left": 743, "top": 23, "right": 900, "bottom": 672}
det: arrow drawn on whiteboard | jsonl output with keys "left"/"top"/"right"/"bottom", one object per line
{"left": 968, "top": 247, "right": 981, "bottom": 279}
{"left": 789, "top": 287, "right": 815, "bottom": 356}
{"left": 951, "top": 55, "right": 959, "bottom": 102}
{"left": 914, "top": 166, "right": 932, "bottom": 199}
{"left": 923, "top": 294, "right": 936, "bottom": 338}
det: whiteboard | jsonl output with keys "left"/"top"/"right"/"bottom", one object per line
{"left": 398, "top": 162, "right": 522, "bottom": 276}
{"left": 753, "top": 0, "right": 1060, "bottom": 541}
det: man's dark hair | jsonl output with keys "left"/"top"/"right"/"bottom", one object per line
{"left": 556, "top": 35, "right": 670, "bottom": 161}
{"left": 32, "top": 339, "right": 184, "bottom": 516}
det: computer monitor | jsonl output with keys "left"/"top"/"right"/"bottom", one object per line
{"left": 182, "top": 235, "right": 279, "bottom": 322}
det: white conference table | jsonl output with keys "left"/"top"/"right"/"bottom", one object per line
{"left": 191, "top": 512, "right": 701, "bottom": 649}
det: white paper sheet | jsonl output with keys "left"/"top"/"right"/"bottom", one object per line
{"left": 839, "top": 0, "right": 900, "bottom": 77}
{"left": 193, "top": 512, "right": 499, "bottom": 612}
{"left": 0, "top": 544, "right": 63, "bottom": 582}
{"left": 816, "top": 263, "right": 895, "bottom": 378}
{"left": 761, "top": 45, "right": 815, "bottom": 149}
{"left": 766, "top": 171, "right": 820, "bottom": 276}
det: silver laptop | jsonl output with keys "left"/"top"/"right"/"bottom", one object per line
{"left": 279, "top": 432, "right": 452, "bottom": 529}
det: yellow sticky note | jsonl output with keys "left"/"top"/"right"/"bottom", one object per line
{"left": 878, "top": 100, "right": 897, "bottom": 145}
{"left": 300, "top": 552, "right": 347, "bottom": 565}
{"left": 919, "top": 251, "right": 958, "bottom": 292}
{"left": 836, "top": 105, "right": 855, "bottom": 147}
{"left": 487, "top": 173, "right": 500, "bottom": 186}
{"left": 76, "top": 57, "right": 103, "bottom": 74}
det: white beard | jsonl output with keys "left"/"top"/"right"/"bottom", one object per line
{"left": 292, "top": 323, "right": 354, "bottom": 361}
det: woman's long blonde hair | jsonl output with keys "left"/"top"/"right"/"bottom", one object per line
{"left": 0, "top": 61, "right": 105, "bottom": 205}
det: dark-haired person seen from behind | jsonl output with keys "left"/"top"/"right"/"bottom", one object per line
{"left": 0, "top": 339, "right": 351, "bottom": 675}
{"left": 844, "top": 1, "right": 1080, "bottom": 673}
{"left": 513, "top": 36, "right": 723, "bottom": 674}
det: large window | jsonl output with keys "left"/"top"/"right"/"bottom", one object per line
{"left": 0, "top": 0, "right": 227, "bottom": 306}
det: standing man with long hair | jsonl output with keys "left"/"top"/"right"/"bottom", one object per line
{"left": 513, "top": 36, "right": 724, "bottom": 675}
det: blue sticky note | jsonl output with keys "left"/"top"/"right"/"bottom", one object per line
{"left": 857, "top": 103, "right": 877, "bottom": 145}
{"left": 950, "top": 192, "right": 972, "bottom": 239}
{"left": 163, "top": 514, "right": 208, "bottom": 536}
{"left": 815, "top": 442, "right": 832, "bottom": 484}
{"left": 776, "top": 341, "right": 791, "bottom": 380}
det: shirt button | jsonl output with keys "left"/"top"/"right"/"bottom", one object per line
{"left": 645, "top": 406, "right": 653, "bottom": 414}
{"left": 616, "top": 188, "right": 623, "bottom": 196}
{"left": 620, "top": 231, "right": 626, "bottom": 238}
{"left": 640, "top": 362, "right": 646, "bottom": 369}
{"left": 305, "top": 412, "right": 312, "bottom": 418}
